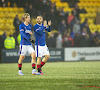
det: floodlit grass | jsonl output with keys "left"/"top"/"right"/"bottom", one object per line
{"left": 0, "top": 61, "right": 100, "bottom": 90}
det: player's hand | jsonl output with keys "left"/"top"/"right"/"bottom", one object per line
{"left": 44, "top": 20, "right": 47, "bottom": 27}
{"left": 29, "top": 39, "right": 35, "bottom": 43}
{"left": 31, "top": 40, "right": 35, "bottom": 43}
{"left": 29, "top": 32, "right": 33, "bottom": 35}
{"left": 48, "top": 20, "right": 51, "bottom": 26}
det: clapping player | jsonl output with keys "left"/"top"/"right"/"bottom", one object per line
{"left": 34, "top": 16, "right": 51, "bottom": 75}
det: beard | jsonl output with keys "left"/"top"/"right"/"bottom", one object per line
{"left": 37, "top": 21, "right": 42, "bottom": 24}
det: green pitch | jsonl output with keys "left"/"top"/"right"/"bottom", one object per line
{"left": 0, "top": 61, "right": 100, "bottom": 90}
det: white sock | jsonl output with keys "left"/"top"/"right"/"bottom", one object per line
{"left": 32, "top": 69, "right": 36, "bottom": 71}
{"left": 19, "top": 70, "right": 22, "bottom": 72}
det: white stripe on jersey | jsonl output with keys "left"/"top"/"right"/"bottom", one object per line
{"left": 35, "top": 27, "right": 41, "bottom": 32}
{"left": 20, "top": 29, "right": 24, "bottom": 31}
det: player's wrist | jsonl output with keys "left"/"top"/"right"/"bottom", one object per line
{"left": 31, "top": 40, "right": 35, "bottom": 43}
{"left": 29, "top": 39, "right": 35, "bottom": 43}
{"left": 44, "top": 26, "right": 46, "bottom": 28}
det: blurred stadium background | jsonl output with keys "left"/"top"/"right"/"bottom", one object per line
{"left": 1, "top": 0, "right": 100, "bottom": 90}
{"left": 0, "top": 0, "right": 100, "bottom": 62}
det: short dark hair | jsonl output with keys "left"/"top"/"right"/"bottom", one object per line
{"left": 36, "top": 15, "right": 43, "bottom": 18}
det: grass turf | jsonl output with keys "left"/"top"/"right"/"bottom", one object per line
{"left": 0, "top": 61, "right": 100, "bottom": 90}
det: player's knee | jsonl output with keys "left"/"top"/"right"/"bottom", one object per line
{"left": 32, "top": 55, "right": 36, "bottom": 60}
{"left": 21, "top": 56, "right": 25, "bottom": 60}
{"left": 18, "top": 56, "right": 24, "bottom": 63}
{"left": 31, "top": 53, "right": 36, "bottom": 60}
{"left": 19, "top": 55, "right": 24, "bottom": 60}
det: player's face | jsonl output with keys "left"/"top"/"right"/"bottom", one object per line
{"left": 25, "top": 16, "right": 30, "bottom": 23}
{"left": 36, "top": 16, "right": 43, "bottom": 24}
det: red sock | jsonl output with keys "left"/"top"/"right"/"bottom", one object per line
{"left": 41, "top": 61, "right": 45, "bottom": 67}
{"left": 18, "top": 63, "right": 22, "bottom": 70}
{"left": 37, "top": 65, "right": 41, "bottom": 72}
{"left": 32, "top": 63, "right": 36, "bottom": 69}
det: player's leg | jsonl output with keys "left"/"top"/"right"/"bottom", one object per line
{"left": 28, "top": 45, "right": 40, "bottom": 75}
{"left": 41, "top": 55, "right": 50, "bottom": 68}
{"left": 35, "top": 45, "right": 43, "bottom": 74}
{"left": 41, "top": 45, "right": 50, "bottom": 68}
{"left": 31, "top": 52, "right": 36, "bottom": 70}
{"left": 37, "top": 57, "right": 42, "bottom": 73}
{"left": 31, "top": 52, "right": 40, "bottom": 75}
{"left": 18, "top": 45, "right": 27, "bottom": 75}
{"left": 18, "top": 55, "right": 25, "bottom": 75}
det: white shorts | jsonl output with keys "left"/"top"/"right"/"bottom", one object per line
{"left": 20, "top": 45, "right": 35, "bottom": 56}
{"left": 35, "top": 45, "right": 50, "bottom": 57}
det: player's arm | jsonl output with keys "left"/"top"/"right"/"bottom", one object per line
{"left": 28, "top": 25, "right": 35, "bottom": 43}
{"left": 34, "top": 25, "right": 46, "bottom": 36}
{"left": 45, "top": 20, "right": 51, "bottom": 32}
{"left": 45, "top": 26, "right": 51, "bottom": 32}
{"left": 29, "top": 25, "right": 33, "bottom": 35}
{"left": 19, "top": 25, "right": 30, "bottom": 40}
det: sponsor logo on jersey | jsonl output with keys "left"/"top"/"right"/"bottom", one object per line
{"left": 25, "top": 30, "right": 31, "bottom": 33}
{"left": 24, "top": 27, "right": 31, "bottom": 33}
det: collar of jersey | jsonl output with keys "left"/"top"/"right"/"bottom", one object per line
{"left": 24, "top": 23, "right": 29, "bottom": 26}
{"left": 37, "top": 23, "right": 43, "bottom": 26}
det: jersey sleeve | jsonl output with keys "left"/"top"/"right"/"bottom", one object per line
{"left": 29, "top": 24, "right": 32, "bottom": 33}
{"left": 19, "top": 24, "right": 30, "bottom": 40}
{"left": 34, "top": 25, "right": 46, "bottom": 36}
{"left": 45, "top": 26, "right": 51, "bottom": 32}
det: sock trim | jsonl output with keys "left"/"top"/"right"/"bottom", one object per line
{"left": 37, "top": 65, "right": 41, "bottom": 68}
{"left": 41, "top": 61, "right": 45, "bottom": 66}
{"left": 18, "top": 63, "right": 22, "bottom": 67}
{"left": 32, "top": 63, "right": 36, "bottom": 67}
